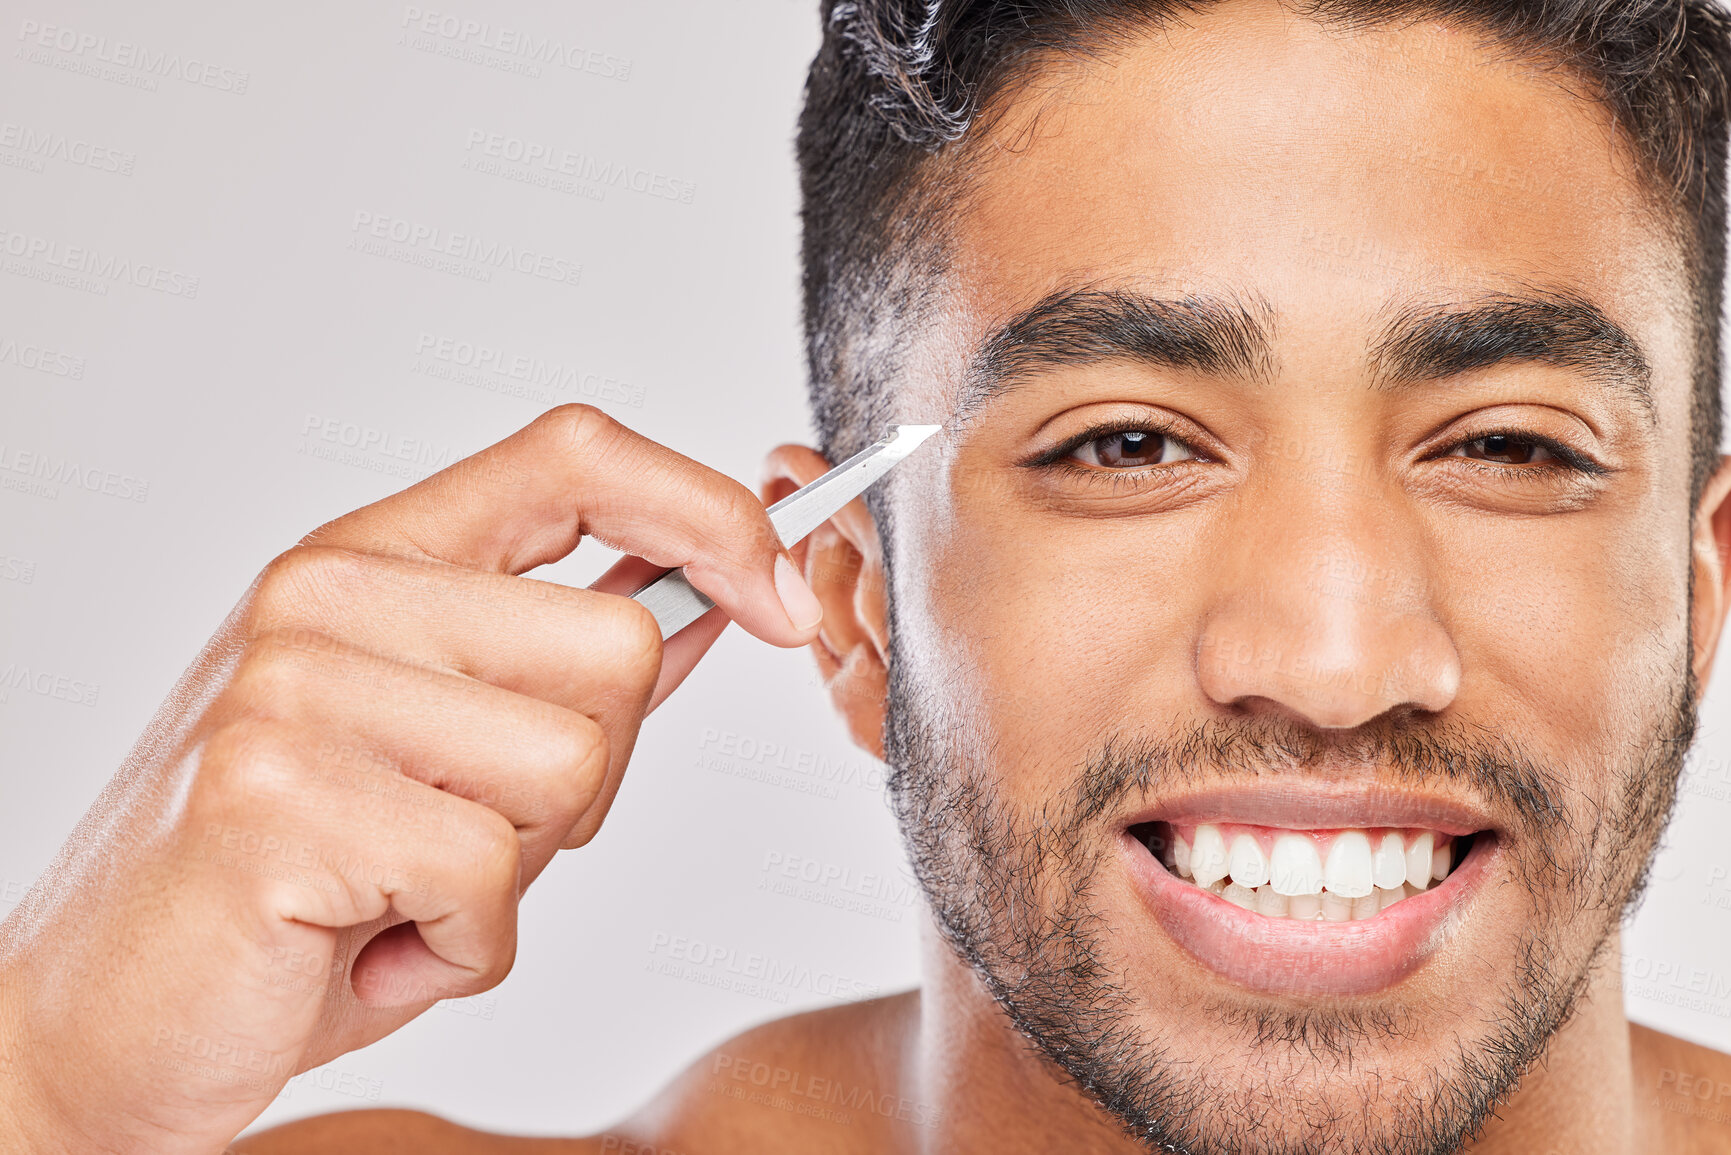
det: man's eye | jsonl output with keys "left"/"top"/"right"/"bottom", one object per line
{"left": 1067, "top": 429, "right": 1197, "bottom": 468}
{"left": 1448, "top": 434, "right": 1557, "bottom": 466}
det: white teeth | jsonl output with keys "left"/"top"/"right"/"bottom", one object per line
{"left": 1323, "top": 830, "right": 1374, "bottom": 898}
{"left": 1270, "top": 833, "right": 1324, "bottom": 896}
{"left": 1165, "top": 824, "right": 1465, "bottom": 919}
{"left": 1228, "top": 834, "right": 1270, "bottom": 889}
{"left": 1221, "top": 882, "right": 1257, "bottom": 910}
{"left": 1191, "top": 824, "right": 1230, "bottom": 887}
{"left": 1372, "top": 831, "right": 1407, "bottom": 890}
{"left": 1406, "top": 831, "right": 1434, "bottom": 889}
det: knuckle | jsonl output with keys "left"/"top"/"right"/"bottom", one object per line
{"left": 709, "top": 480, "right": 779, "bottom": 554}
{"left": 467, "top": 809, "right": 523, "bottom": 892}
{"left": 538, "top": 403, "right": 618, "bottom": 454}
{"left": 247, "top": 545, "right": 370, "bottom": 630}
{"left": 473, "top": 933, "right": 519, "bottom": 993}
{"left": 194, "top": 717, "right": 306, "bottom": 810}
{"left": 604, "top": 596, "right": 664, "bottom": 690}
{"left": 225, "top": 637, "right": 314, "bottom": 714}
{"left": 541, "top": 715, "right": 609, "bottom": 824}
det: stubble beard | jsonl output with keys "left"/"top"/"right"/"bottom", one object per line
{"left": 882, "top": 647, "right": 1696, "bottom": 1155}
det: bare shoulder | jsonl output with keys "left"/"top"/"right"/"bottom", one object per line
{"left": 232, "top": 1107, "right": 600, "bottom": 1153}
{"left": 605, "top": 990, "right": 926, "bottom": 1155}
{"left": 231, "top": 992, "right": 923, "bottom": 1155}
{"left": 1630, "top": 1023, "right": 1731, "bottom": 1154}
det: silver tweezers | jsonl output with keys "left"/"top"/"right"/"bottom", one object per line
{"left": 629, "top": 424, "right": 942, "bottom": 638}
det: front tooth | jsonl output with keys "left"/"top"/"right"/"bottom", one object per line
{"left": 1321, "top": 891, "right": 1353, "bottom": 922}
{"left": 1173, "top": 833, "right": 1192, "bottom": 878}
{"left": 1406, "top": 831, "right": 1435, "bottom": 889}
{"left": 1350, "top": 892, "right": 1381, "bottom": 920}
{"left": 1377, "top": 885, "right": 1405, "bottom": 910}
{"left": 1254, "top": 885, "right": 1289, "bottom": 918}
{"left": 1323, "top": 830, "right": 1374, "bottom": 898}
{"left": 1228, "top": 834, "right": 1270, "bottom": 889}
{"left": 1431, "top": 838, "right": 1451, "bottom": 881}
{"left": 1270, "top": 833, "right": 1323, "bottom": 896}
{"left": 1372, "top": 831, "right": 1407, "bottom": 890}
{"left": 1191, "top": 825, "right": 1230, "bottom": 887}
{"left": 1222, "top": 882, "right": 1257, "bottom": 910}
{"left": 1287, "top": 893, "right": 1322, "bottom": 920}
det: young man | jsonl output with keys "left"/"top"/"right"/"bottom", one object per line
{"left": 6, "top": 1, "right": 1731, "bottom": 1152}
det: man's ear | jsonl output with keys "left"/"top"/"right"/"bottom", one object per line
{"left": 1691, "top": 454, "right": 1731, "bottom": 688}
{"left": 761, "top": 444, "right": 889, "bottom": 760}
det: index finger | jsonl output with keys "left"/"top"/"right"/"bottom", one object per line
{"left": 304, "top": 405, "right": 823, "bottom": 648}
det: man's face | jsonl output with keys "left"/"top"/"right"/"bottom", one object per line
{"left": 877, "top": 4, "right": 1706, "bottom": 1152}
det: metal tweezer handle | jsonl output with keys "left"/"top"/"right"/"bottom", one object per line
{"left": 627, "top": 424, "right": 942, "bottom": 638}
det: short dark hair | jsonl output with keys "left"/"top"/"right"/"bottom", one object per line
{"left": 796, "top": 0, "right": 1731, "bottom": 503}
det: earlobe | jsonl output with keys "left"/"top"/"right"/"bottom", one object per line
{"left": 761, "top": 444, "right": 890, "bottom": 759}
{"left": 1689, "top": 454, "right": 1731, "bottom": 688}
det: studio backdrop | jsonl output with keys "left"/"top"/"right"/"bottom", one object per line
{"left": 0, "top": 0, "right": 1726, "bottom": 1138}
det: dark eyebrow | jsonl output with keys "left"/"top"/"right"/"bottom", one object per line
{"left": 1368, "top": 293, "right": 1655, "bottom": 420}
{"left": 956, "top": 288, "right": 1276, "bottom": 417}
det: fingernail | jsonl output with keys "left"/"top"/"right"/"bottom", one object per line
{"left": 774, "top": 555, "right": 823, "bottom": 632}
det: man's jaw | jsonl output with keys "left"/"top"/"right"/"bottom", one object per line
{"left": 1117, "top": 786, "right": 1503, "bottom": 996}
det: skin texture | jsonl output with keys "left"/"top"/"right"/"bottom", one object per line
{"left": 11, "top": 2, "right": 1731, "bottom": 1153}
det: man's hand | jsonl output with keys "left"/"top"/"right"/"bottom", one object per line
{"left": 0, "top": 406, "right": 824, "bottom": 1154}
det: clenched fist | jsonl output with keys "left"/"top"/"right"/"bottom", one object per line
{"left": 0, "top": 406, "right": 824, "bottom": 1154}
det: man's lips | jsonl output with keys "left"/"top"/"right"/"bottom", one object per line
{"left": 1116, "top": 788, "right": 1502, "bottom": 996}
{"left": 1118, "top": 782, "right": 1496, "bottom": 837}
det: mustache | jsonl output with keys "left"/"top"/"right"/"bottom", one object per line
{"left": 1066, "top": 714, "right": 1576, "bottom": 836}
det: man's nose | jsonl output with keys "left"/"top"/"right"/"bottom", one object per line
{"left": 1195, "top": 507, "right": 1462, "bottom": 730}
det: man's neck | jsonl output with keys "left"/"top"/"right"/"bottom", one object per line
{"left": 910, "top": 929, "right": 1639, "bottom": 1154}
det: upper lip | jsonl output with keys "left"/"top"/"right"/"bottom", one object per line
{"left": 1118, "top": 782, "right": 1498, "bottom": 838}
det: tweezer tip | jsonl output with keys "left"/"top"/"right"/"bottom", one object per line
{"left": 889, "top": 423, "right": 943, "bottom": 445}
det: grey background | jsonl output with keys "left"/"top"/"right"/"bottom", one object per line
{"left": 0, "top": 0, "right": 1726, "bottom": 1139}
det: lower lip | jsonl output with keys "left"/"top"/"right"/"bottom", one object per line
{"left": 1120, "top": 829, "right": 1497, "bottom": 996}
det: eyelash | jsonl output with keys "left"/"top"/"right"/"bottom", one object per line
{"left": 1030, "top": 424, "right": 1607, "bottom": 483}
{"left": 1431, "top": 430, "right": 1609, "bottom": 478}
{"left": 1029, "top": 420, "right": 1207, "bottom": 483}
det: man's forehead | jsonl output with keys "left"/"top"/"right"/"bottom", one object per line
{"left": 928, "top": 1, "right": 1693, "bottom": 417}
